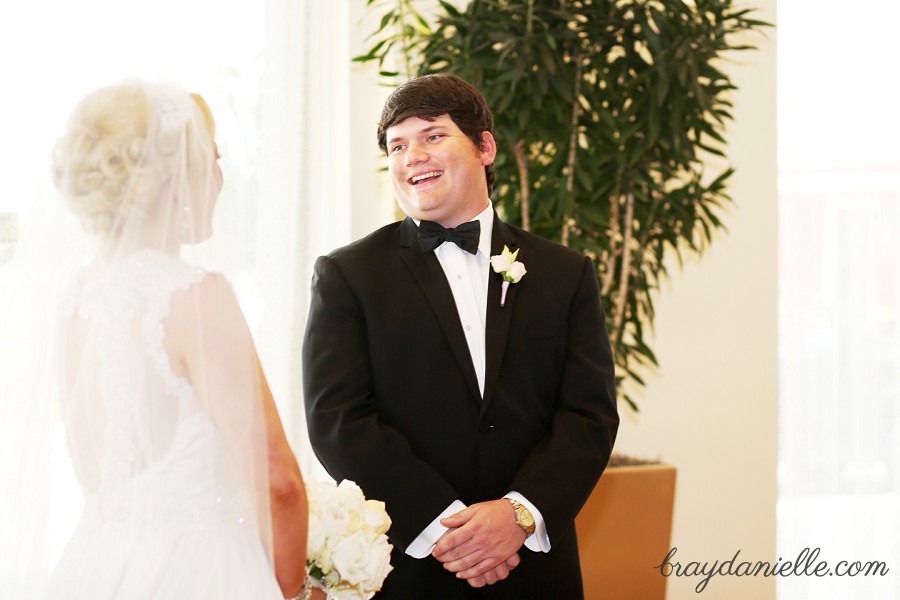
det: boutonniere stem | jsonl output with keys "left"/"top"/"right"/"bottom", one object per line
{"left": 490, "top": 245, "right": 526, "bottom": 308}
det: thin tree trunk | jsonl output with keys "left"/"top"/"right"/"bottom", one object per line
{"left": 527, "top": 0, "right": 534, "bottom": 34}
{"left": 513, "top": 139, "right": 530, "bottom": 231}
{"left": 601, "top": 194, "right": 620, "bottom": 296}
{"left": 610, "top": 193, "right": 634, "bottom": 347}
{"left": 561, "top": 55, "right": 583, "bottom": 247}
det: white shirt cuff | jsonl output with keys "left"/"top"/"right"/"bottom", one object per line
{"left": 405, "top": 499, "right": 467, "bottom": 558}
{"left": 505, "top": 491, "right": 551, "bottom": 553}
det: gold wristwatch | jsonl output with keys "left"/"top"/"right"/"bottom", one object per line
{"left": 507, "top": 498, "right": 536, "bottom": 537}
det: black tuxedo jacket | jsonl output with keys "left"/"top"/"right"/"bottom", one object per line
{"left": 302, "top": 214, "right": 619, "bottom": 599}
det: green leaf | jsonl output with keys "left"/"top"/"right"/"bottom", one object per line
{"left": 540, "top": 44, "right": 557, "bottom": 74}
{"left": 621, "top": 394, "right": 640, "bottom": 413}
{"left": 576, "top": 166, "right": 595, "bottom": 192}
{"left": 697, "top": 142, "right": 726, "bottom": 158}
{"left": 439, "top": 0, "right": 461, "bottom": 18}
{"left": 376, "top": 10, "right": 396, "bottom": 35}
{"left": 708, "top": 167, "right": 734, "bottom": 190}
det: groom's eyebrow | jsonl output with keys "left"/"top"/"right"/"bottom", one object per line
{"left": 388, "top": 124, "right": 446, "bottom": 145}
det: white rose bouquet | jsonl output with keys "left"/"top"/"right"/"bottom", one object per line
{"left": 306, "top": 479, "right": 393, "bottom": 600}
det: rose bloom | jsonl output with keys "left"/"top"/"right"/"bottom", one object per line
{"left": 361, "top": 536, "right": 394, "bottom": 589}
{"left": 363, "top": 500, "right": 391, "bottom": 535}
{"left": 306, "top": 511, "right": 327, "bottom": 564}
{"left": 490, "top": 252, "right": 513, "bottom": 273}
{"left": 330, "top": 534, "right": 391, "bottom": 599}
{"left": 506, "top": 261, "right": 526, "bottom": 282}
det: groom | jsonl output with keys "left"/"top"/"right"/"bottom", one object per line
{"left": 303, "top": 73, "right": 618, "bottom": 598}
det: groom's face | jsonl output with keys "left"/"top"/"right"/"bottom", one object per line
{"left": 385, "top": 114, "right": 496, "bottom": 228}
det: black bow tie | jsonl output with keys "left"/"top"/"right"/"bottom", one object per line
{"left": 417, "top": 220, "right": 481, "bottom": 255}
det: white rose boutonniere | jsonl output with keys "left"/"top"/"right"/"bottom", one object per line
{"left": 306, "top": 479, "right": 393, "bottom": 600}
{"left": 490, "top": 245, "right": 526, "bottom": 307}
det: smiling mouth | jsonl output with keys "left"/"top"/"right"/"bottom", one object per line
{"left": 409, "top": 170, "right": 444, "bottom": 185}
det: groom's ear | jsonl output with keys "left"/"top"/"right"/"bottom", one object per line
{"left": 478, "top": 131, "right": 497, "bottom": 166}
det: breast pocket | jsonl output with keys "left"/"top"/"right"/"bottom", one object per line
{"left": 525, "top": 322, "right": 568, "bottom": 379}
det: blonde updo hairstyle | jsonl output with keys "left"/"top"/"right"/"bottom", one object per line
{"left": 52, "top": 84, "right": 214, "bottom": 236}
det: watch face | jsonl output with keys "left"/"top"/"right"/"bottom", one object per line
{"left": 520, "top": 511, "right": 535, "bottom": 527}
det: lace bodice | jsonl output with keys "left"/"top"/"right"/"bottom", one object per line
{"left": 59, "top": 249, "right": 260, "bottom": 536}
{"left": 62, "top": 249, "right": 206, "bottom": 492}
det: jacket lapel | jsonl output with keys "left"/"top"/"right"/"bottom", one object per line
{"left": 482, "top": 215, "right": 519, "bottom": 416}
{"left": 398, "top": 217, "right": 482, "bottom": 401}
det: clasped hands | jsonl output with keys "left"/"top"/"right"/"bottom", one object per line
{"left": 431, "top": 499, "right": 525, "bottom": 588}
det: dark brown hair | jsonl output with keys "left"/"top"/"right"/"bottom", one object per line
{"left": 377, "top": 73, "right": 496, "bottom": 195}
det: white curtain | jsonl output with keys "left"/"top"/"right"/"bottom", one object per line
{"left": 254, "top": 0, "right": 357, "bottom": 478}
{"left": 255, "top": 0, "right": 397, "bottom": 475}
{"left": 778, "top": 1, "right": 900, "bottom": 597}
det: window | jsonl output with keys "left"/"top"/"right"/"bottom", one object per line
{"left": 778, "top": 2, "right": 900, "bottom": 597}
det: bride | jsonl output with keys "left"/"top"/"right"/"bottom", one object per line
{"left": 0, "top": 83, "right": 312, "bottom": 599}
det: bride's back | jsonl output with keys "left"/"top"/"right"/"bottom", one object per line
{"left": 61, "top": 250, "right": 210, "bottom": 499}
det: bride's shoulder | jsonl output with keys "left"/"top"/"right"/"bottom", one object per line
{"left": 165, "top": 266, "right": 250, "bottom": 360}
{"left": 166, "top": 263, "right": 241, "bottom": 321}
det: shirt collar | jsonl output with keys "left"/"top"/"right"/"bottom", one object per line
{"left": 472, "top": 201, "right": 494, "bottom": 258}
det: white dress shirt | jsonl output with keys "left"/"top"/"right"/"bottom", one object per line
{"left": 405, "top": 201, "right": 551, "bottom": 558}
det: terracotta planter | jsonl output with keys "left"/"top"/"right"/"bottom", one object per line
{"left": 576, "top": 464, "right": 677, "bottom": 600}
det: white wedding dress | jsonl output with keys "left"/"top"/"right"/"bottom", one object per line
{"left": 43, "top": 249, "right": 283, "bottom": 599}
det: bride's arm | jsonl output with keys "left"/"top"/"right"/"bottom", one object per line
{"left": 257, "top": 353, "right": 310, "bottom": 598}
{"left": 167, "top": 273, "right": 308, "bottom": 597}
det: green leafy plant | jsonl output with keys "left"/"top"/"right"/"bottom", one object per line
{"left": 356, "top": 0, "right": 770, "bottom": 411}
